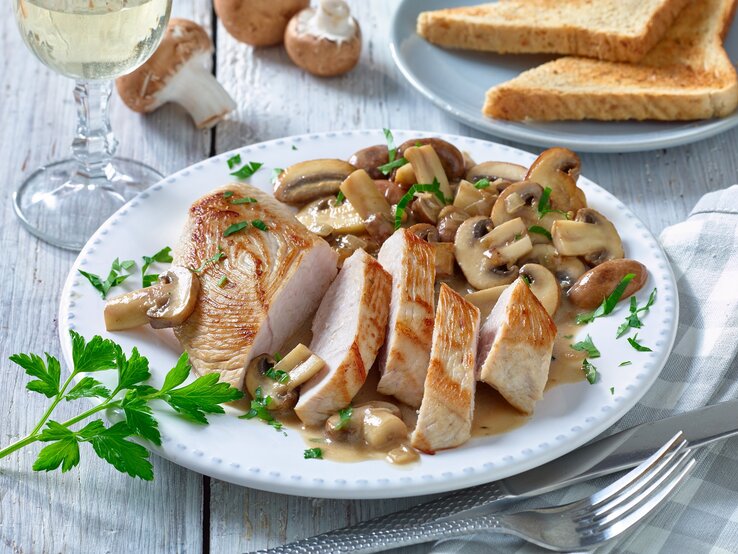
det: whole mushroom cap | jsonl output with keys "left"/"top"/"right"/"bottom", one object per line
{"left": 215, "top": 0, "right": 309, "bottom": 46}
{"left": 284, "top": 0, "right": 362, "bottom": 77}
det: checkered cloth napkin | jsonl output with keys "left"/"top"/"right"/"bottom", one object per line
{"left": 431, "top": 185, "right": 738, "bottom": 554}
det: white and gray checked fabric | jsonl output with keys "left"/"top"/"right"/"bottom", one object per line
{"left": 431, "top": 185, "right": 738, "bottom": 554}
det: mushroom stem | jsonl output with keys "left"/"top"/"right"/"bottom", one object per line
{"left": 163, "top": 55, "right": 236, "bottom": 129}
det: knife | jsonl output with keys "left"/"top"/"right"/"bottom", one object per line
{"left": 255, "top": 400, "right": 738, "bottom": 553}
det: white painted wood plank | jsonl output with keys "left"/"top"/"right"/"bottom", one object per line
{"left": 0, "top": 2, "right": 212, "bottom": 553}
{"left": 211, "top": 0, "right": 738, "bottom": 551}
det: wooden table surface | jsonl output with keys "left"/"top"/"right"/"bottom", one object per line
{"left": 2, "top": 2, "right": 737, "bottom": 553}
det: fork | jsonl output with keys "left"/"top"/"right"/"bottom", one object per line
{"left": 256, "top": 432, "right": 695, "bottom": 553}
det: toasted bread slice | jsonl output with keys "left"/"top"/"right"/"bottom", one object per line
{"left": 418, "top": 0, "right": 691, "bottom": 63}
{"left": 484, "top": 0, "right": 738, "bottom": 121}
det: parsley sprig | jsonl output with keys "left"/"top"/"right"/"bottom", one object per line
{"left": 141, "top": 246, "right": 173, "bottom": 288}
{"left": 79, "top": 258, "right": 136, "bottom": 299}
{"left": 0, "top": 331, "right": 243, "bottom": 480}
{"left": 570, "top": 335, "right": 601, "bottom": 358}
{"left": 230, "top": 161, "right": 263, "bottom": 180}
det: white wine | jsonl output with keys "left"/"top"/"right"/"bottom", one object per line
{"left": 15, "top": 0, "right": 171, "bottom": 81}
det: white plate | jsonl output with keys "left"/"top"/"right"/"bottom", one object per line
{"left": 390, "top": 0, "right": 738, "bottom": 153}
{"left": 59, "top": 130, "right": 678, "bottom": 499}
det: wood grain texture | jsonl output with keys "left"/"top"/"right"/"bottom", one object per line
{"left": 0, "top": 2, "right": 211, "bottom": 553}
{"left": 1, "top": 0, "right": 737, "bottom": 552}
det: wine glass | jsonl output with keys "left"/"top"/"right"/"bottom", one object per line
{"left": 13, "top": 0, "right": 173, "bottom": 250}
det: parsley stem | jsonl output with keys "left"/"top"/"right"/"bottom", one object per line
{"left": 59, "top": 398, "right": 120, "bottom": 429}
{"left": 0, "top": 433, "right": 41, "bottom": 459}
{"left": 28, "top": 371, "right": 77, "bottom": 437}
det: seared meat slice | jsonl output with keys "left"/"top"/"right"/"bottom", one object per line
{"left": 376, "top": 229, "right": 436, "bottom": 407}
{"left": 411, "top": 284, "right": 480, "bottom": 453}
{"left": 173, "top": 183, "right": 338, "bottom": 389}
{"left": 295, "top": 249, "right": 392, "bottom": 426}
{"left": 476, "top": 278, "right": 557, "bottom": 414}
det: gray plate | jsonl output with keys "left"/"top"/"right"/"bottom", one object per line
{"left": 390, "top": 0, "right": 738, "bottom": 152}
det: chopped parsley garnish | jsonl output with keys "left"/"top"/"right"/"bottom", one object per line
{"left": 383, "top": 128, "right": 398, "bottom": 163}
{"left": 239, "top": 386, "right": 283, "bottom": 431}
{"left": 265, "top": 367, "right": 290, "bottom": 384}
{"left": 271, "top": 168, "right": 283, "bottom": 186}
{"left": 335, "top": 406, "right": 353, "bottom": 431}
{"left": 563, "top": 334, "right": 574, "bottom": 339}
{"left": 616, "top": 288, "right": 657, "bottom": 338}
{"left": 610, "top": 387, "right": 615, "bottom": 395}
{"left": 141, "top": 246, "right": 173, "bottom": 288}
{"left": 223, "top": 191, "right": 234, "bottom": 198}
{"left": 273, "top": 352, "right": 282, "bottom": 362}
{"left": 291, "top": 145, "right": 298, "bottom": 151}
{"left": 582, "top": 359, "right": 598, "bottom": 384}
{"left": 619, "top": 360, "right": 632, "bottom": 367}
{"left": 520, "top": 273, "right": 532, "bottom": 285}
{"left": 230, "top": 161, "right": 263, "bottom": 180}
{"left": 251, "top": 219, "right": 268, "bottom": 231}
{"left": 394, "top": 178, "right": 446, "bottom": 229}
{"left": 193, "top": 246, "right": 225, "bottom": 273}
{"left": 378, "top": 157, "right": 408, "bottom": 175}
{"left": 226, "top": 154, "right": 242, "bottom": 170}
{"left": 224, "top": 221, "right": 250, "bottom": 237}
{"left": 537, "top": 187, "right": 569, "bottom": 219}
{"left": 577, "top": 273, "right": 636, "bottom": 325}
{"left": 570, "top": 335, "right": 601, "bottom": 358}
{"left": 79, "top": 258, "right": 136, "bottom": 299}
{"left": 528, "top": 225, "right": 553, "bottom": 241}
{"left": 474, "top": 178, "right": 491, "bottom": 189}
{"left": 514, "top": 233, "right": 522, "bottom": 241}
{"left": 231, "top": 197, "right": 258, "bottom": 205}
{"left": 627, "top": 334, "right": 653, "bottom": 352}
{"left": 335, "top": 191, "right": 346, "bottom": 205}
{"left": 217, "top": 275, "right": 228, "bottom": 288}
{"left": 304, "top": 447, "right": 323, "bottom": 459}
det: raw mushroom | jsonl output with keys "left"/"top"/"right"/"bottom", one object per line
{"left": 397, "top": 138, "right": 466, "bottom": 181}
{"left": 295, "top": 196, "right": 365, "bottom": 236}
{"left": 552, "top": 208, "right": 624, "bottom": 265}
{"left": 568, "top": 259, "right": 648, "bottom": 309}
{"left": 519, "top": 244, "right": 587, "bottom": 289}
{"left": 519, "top": 263, "right": 560, "bottom": 316}
{"left": 245, "top": 344, "right": 325, "bottom": 411}
{"left": 274, "top": 159, "right": 356, "bottom": 204}
{"left": 214, "top": 0, "right": 308, "bottom": 46}
{"left": 116, "top": 19, "right": 236, "bottom": 129}
{"left": 526, "top": 148, "right": 586, "bottom": 213}
{"left": 454, "top": 216, "right": 532, "bottom": 289}
{"left": 466, "top": 161, "right": 527, "bottom": 184}
{"left": 284, "top": 0, "right": 362, "bottom": 77}
{"left": 104, "top": 267, "right": 200, "bottom": 331}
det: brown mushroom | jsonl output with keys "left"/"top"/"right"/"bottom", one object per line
{"left": 519, "top": 244, "right": 588, "bottom": 289}
{"left": 407, "top": 223, "right": 455, "bottom": 277}
{"left": 453, "top": 179, "right": 497, "bottom": 216}
{"left": 325, "top": 401, "right": 408, "bottom": 451}
{"left": 215, "top": 0, "right": 308, "bottom": 46}
{"left": 490, "top": 180, "right": 565, "bottom": 244}
{"left": 397, "top": 138, "right": 465, "bottom": 181}
{"left": 552, "top": 208, "right": 624, "bottom": 266}
{"left": 466, "top": 161, "right": 527, "bottom": 184}
{"left": 436, "top": 206, "right": 469, "bottom": 243}
{"left": 526, "top": 148, "right": 586, "bottom": 213}
{"left": 104, "top": 267, "right": 200, "bottom": 331}
{"left": 393, "top": 163, "right": 417, "bottom": 191}
{"left": 519, "top": 263, "right": 560, "bottom": 316}
{"left": 403, "top": 144, "right": 453, "bottom": 199}
{"left": 410, "top": 193, "right": 443, "bottom": 224}
{"left": 284, "top": 0, "right": 362, "bottom": 77}
{"left": 568, "top": 259, "right": 648, "bottom": 309}
{"left": 373, "top": 179, "right": 405, "bottom": 204}
{"left": 349, "top": 145, "right": 389, "bottom": 179}
{"left": 116, "top": 19, "right": 236, "bottom": 129}
{"left": 274, "top": 159, "right": 356, "bottom": 204}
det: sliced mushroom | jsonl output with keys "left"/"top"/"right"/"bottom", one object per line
{"left": 373, "top": 179, "right": 405, "bottom": 204}
{"left": 330, "top": 234, "right": 370, "bottom": 266}
{"left": 465, "top": 285, "right": 508, "bottom": 319}
{"left": 436, "top": 206, "right": 469, "bottom": 243}
{"left": 568, "top": 259, "right": 648, "bottom": 309}
{"left": 526, "top": 148, "right": 586, "bottom": 213}
{"left": 462, "top": 151, "right": 477, "bottom": 172}
{"left": 325, "top": 401, "right": 408, "bottom": 451}
{"left": 104, "top": 267, "right": 200, "bottom": 331}
{"left": 552, "top": 208, "right": 624, "bottom": 265}
{"left": 466, "top": 161, "right": 527, "bottom": 184}
{"left": 364, "top": 213, "right": 395, "bottom": 244}
{"left": 339, "top": 169, "right": 392, "bottom": 220}
{"left": 519, "top": 263, "right": 560, "bottom": 316}
{"left": 490, "top": 180, "right": 563, "bottom": 243}
{"left": 393, "top": 162, "right": 417, "bottom": 190}
{"left": 410, "top": 193, "right": 443, "bottom": 224}
{"left": 407, "top": 223, "right": 439, "bottom": 242}
{"left": 349, "top": 145, "right": 389, "bottom": 179}
{"left": 519, "top": 244, "right": 587, "bottom": 289}
{"left": 296, "top": 196, "right": 365, "bottom": 235}
{"left": 274, "top": 159, "right": 356, "bottom": 204}
{"left": 453, "top": 179, "right": 496, "bottom": 216}
{"left": 454, "top": 216, "right": 531, "bottom": 289}
{"left": 398, "top": 138, "right": 465, "bottom": 181}
{"left": 403, "top": 145, "right": 453, "bottom": 200}
{"left": 245, "top": 344, "right": 325, "bottom": 411}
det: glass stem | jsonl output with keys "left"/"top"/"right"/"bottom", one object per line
{"left": 71, "top": 80, "right": 118, "bottom": 182}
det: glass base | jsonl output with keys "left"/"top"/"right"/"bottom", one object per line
{"left": 13, "top": 158, "right": 163, "bottom": 251}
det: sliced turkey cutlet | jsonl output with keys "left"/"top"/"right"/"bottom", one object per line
{"left": 476, "top": 278, "right": 557, "bottom": 415}
{"left": 173, "top": 183, "right": 338, "bottom": 390}
{"left": 376, "top": 229, "right": 436, "bottom": 408}
{"left": 411, "top": 284, "right": 481, "bottom": 454}
{"left": 295, "top": 249, "right": 392, "bottom": 427}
